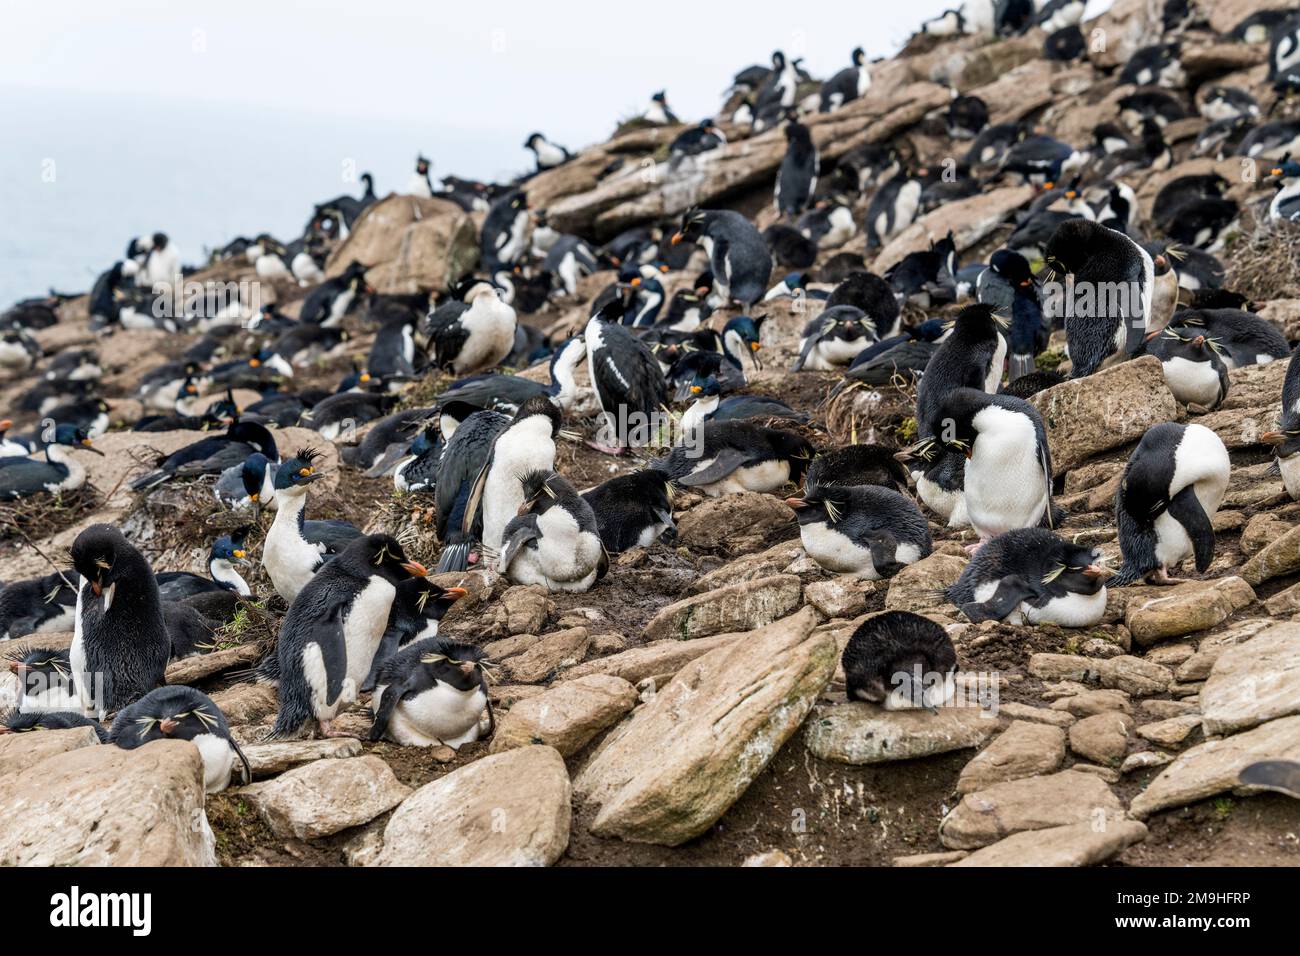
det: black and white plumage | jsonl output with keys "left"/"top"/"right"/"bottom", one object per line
{"left": 262, "top": 449, "right": 362, "bottom": 603}
{"left": 1263, "top": 346, "right": 1300, "bottom": 500}
{"left": 1167, "top": 308, "right": 1290, "bottom": 369}
{"left": 0, "top": 424, "right": 102, "bottom": 501}
{"left": 424, "top": 281, "right": 518, "bottom": 376}
{"left": 498, "top": 470, "right": 607, "bottom": 591}
{"left": 434, "top": 409, "right": 511, "bottom": 573}
{"left": 841, "top": 611, "right": 957, "bottom": 711}
{"left": 156, "top": 531, "right": 253, "bottom": 602}
{"left": 864, "top": 168, "right": 923, "bottom": 249}
{"left": 797, "top": 202, "right": 857, "bottom": 249}
{"left": 581, "top": 469, "right": 676, "bottom": 553}
{"left": 1042, "top": 219, "right": 1154, "bottom": 379}
{"left": 269, "top": 534, "right": 429, "bottom": 738}
{"left": 885, "top": 232, "right": 957, "bottom": 308}
{"left": 1113, "top": 422, "right": 1230, "bottom": 585}
{"left": 5, "top": 646, "right": 79, "bottom": 713}
{"left": 69, "top": 525, "right": 171, "bottom": 719}
{"left": 585, "top": 301, "right": 669, "bottom": 450}
{"left": 909, "top": 388, "right": 1056, "bottom": 542}
{"left": 655, "top": 420, "right": 813, "bottom": 497}
{"left": 947, "top": 95, "right": 988, "bottom": 140}
{"left": 793, "top": 305, "right": 876, "bottom": 371}
{"left": 109, "top": 686, "right": 250, "bottom": 793}
{"left": 1236, "top": 120, "right": 1300, "bottom": 161}
{"left": 825, "top": 270, "right": 902, "bottom": 339}
{"left": 0, "top": 710, "right": 107, "bottom": 741}
{"left": 668, "top": 121, "right": 727, "bottom": 171}
{"left": 672, "top": 208, "right": 772, "bottom": 308}
{"left": 481, "top": 190, "right": 531, "bottom": 272}
{"left": 1268, "top": 157, "right": 1300, "bottom": 224}
{"left": 369, "top": 638, "right": 493, "bottom": 748}
{"left": 362, "top": 579, "right": 468, "bottom": 692}
{"left": 299, "top": 261, "right": 368, "bottom": 327}
{"left": 947, "top": 528, "right": 1108, "bottom": 626}
{"left": 128, "top": 420, "right": 277, "bottom": 492}
{"left": 775, "top": 119, "right": 819, "bottom": 218}
{"left": 788, "top": 483, "right": 931, "bottom": 579}
{"left": 643, "top": 90, "right": 680, "bottom": 125}
{"left": 1143, "top": 326, "right": 1230, "bottom": 409}
{"left": 524, "top": 132, "right": 571, "bottom": 171}
{"left": 340, "top": 406, "right": 437, "bottom": 476}
{"left": 0, "top": 570, "right": 77, "bottom": 640}
{"left": 1119, "top": 43, "right": 1185, "bottom": 88}
{"left": 819, "top": 47, "right": 870, "bottom": 113}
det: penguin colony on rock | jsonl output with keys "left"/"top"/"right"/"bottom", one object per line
{"left": 1, "top": 1, "right": 1300, "bottom": 811}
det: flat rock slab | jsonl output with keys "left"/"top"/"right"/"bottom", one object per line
{"left": 373, "top": 746, "right": 571, "bottom": 866}
{"left": 1130, "top": 716, "right": 1300, "bottom": 818}
{"left": 0, "top": 725, "right": 101, "bottom": 776}
{"left": 1136, "top": 715, "right": 1202, "bottom": 749}
{"left": 490, "top": 674, "right": 638, "bottom": 757}
{"left": 939, "top": 770, "right": 1125, "bottom": 850}
{"left": 575, "top": 607, "right": 835, "bottom": 846}
{"left": 643, "top": 575, "right": 802, "bottom": 642}
{"left": 1097, "top": 656, "right": 1173, "bottom": 697}
{"left": 560, "top": 632, "right": 740, "bottom": 685}
{"left": 241, "top": 738, "right": 364, "bottom": 779}
{"left": 885, "top": 554, "right": 968, "bottom": 612}
{"left": 1200, "top": 623, "right": 1300, "bottom": 735}
{"left": 502, "top": 627, "right": 591, "bottom": 683}
{"left": 241, "top": 755, "right": 411, "bottom": 840}
{"left": 950, "top": 819, "right": 1149, "bottom": 867}
{"left": 957, "top": 720, "right": 1066, "bottom": 793}
{"left": 0, "top": 739, "right": 214, "bottom": 866}
{"left": 1029, "top": 356, "right": 1179, "bottom": 476}
{"left": 1125, "top": 577, "right": 1255, "bottom": 646}
{"left": 808, "top": 702, "right": 1001, "bottom": 766}
{"left": 675, "top": 493, "right": 796, "bottom": 553}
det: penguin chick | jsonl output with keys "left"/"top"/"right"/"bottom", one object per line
{"left": 787, "top": 483, "right": 932, "bottom": 578}
{"left": 498, "top": 470, "right": 607, "bottom": 592}
{"left": 5, "top": 646, "right": 78, "bottom": 713}
{"left": 581, "top": 469, "right": 676, "bottom": 553}
{"left": 946, "top": 527, "right": 1108, "bottom": 626}
{"left": 655, "top": 420, "right": 815, "bottom": 497}
{"left": 841, "top": 611, "right": 957, "bottom": 711}
{"left": 369, "top": 638, "right": 493, "bottom": 749}
{"left": 69, "top": 524, "right": 171, "bottom": 719}
{"left": 1142, "top": 325, "right": 1230, "bottom": 409}
{"left": 109, "top": 685, "right": 250, "bottom": 793}
{"left": 1114, "top": 422, "right": 1229, "bottom": 585}
{"left": 269, "top": 534, "right": 429, "bottom": 739}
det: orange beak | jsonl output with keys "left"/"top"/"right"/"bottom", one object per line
{"left": 401, "top": 561, "right": 429, "bottom": 577}
{"left": 444, "top": 587, "right": 468, "bottom": 600}
{"left": 159, "top": 718, "right": 178, "bottom": 734}
{"left": 0, "top": 419, "right": 11, "bottom": 431}
{"left": 631, "top": 277, "right": 641, "bottom": 287}
{"left": 1261, "top": 431, "right": 1285, "bottom": 446}
{"left": 90, "top": 580, "right": 102, "bottom": 597}
{"left": 785, "top": 497, "right": 806, "bottom": 509}
{"left": 690, "top": 385, "right": 702, "bottom": 394}
{"left": 671, "top": 232, "right": 684, "bottom": 245}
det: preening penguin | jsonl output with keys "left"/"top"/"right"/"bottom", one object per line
{"left": 672, "top": 208, "right": 772, "bottom": 308}
{"left": 109, "top": 685, "right": 251, "bottom": 793}
{"left": 581, "top": 469, "right": 675, "bottom": 553}
{"left": 946, "top": 527, "right": 1109, "bottom": 626}
{"left": 1042, "top": 219, "right": 1154, "bottom": 379}
{"left": 787, "top": 483, "right": 932, "bottom": 579}
{"left": 369, "top": 638, "right": 493, "bottom": 748}
{"left": 69, "top": 524, "right": 171, "bottom": 719}
{"left": 655, "top": 420, "right": 814, "bottom": 497}
{"left": 1114, "top": 422, "right": 1230, "bottom": 585}
{"left": 467, "top": 395, "right": 562, "bottom": 556}
{"left": 498, "top": 470, "right": 607, "bottom": 592}
{"left": 269, "top": 534, "right": 429, "bottom": 738}
{"left": 841, "top": 611, "right": 957, "bottom": 712}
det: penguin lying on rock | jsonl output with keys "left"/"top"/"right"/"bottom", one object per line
{"left": 0, "top": 569, "right": 77, "bottom": 640}
{"left": 110, "top": 685, "right": 251, "bottom": 793}
{"left": 841, "top": 611, "right": 957, "bottom": 711}
{"left": 0, "top": 710, "right": 108, "bottom": 741}
{"left": 369, "top": 638, "right": 493, "bottom": 749}
{"left": 270, "top": 534, "right": 429, "bottom": 739}
{"left": 946, "top": 527, "right": 1109, "bottom": 626}
{"left": 788, "top": 483, "right": 931, "bottom": 578}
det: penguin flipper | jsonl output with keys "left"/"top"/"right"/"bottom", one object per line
{"left": 959, "top": 575, "right": 1039, "bottom": 623}
{"left": 1238, "top": 759, "right": 1300, "bottom": 798}
{"left": 498, "top": 515, "right": 540, "bottom": 572}
{"left": 865, "top": 533, "right": 905, "bottom": 578}
{"left": 677, "top": 448, "right": 750, "bottom": 487}
{"left": 368, "top": 675, "right": 414, "bottom": 742}
{"left": 1166, "top": 484, "right": 1215, "bottom": 572}
{"left": 229, "top": 735, "right": 253, "bottom": 786}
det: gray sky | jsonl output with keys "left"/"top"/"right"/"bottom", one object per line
{"left": 2, "top": 0, "right": 965, "bottom": 163}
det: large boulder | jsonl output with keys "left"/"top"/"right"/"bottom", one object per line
{"left": 0, "top": 739, "right": 215, "bottom": 866}
{"left": 326, "top": 194, "right": 478, "bottom": 293}
{"left": 1029, "top": 357, "right": 1181, "bottom": 476}
{"left": 574, "top": 607, "right": 835, "bottom": 845}
{"left": 490, "top": 674, "right": 638, "bottom": 757}
{"left": 373, "top": 746, "right": 571, "bottom": 866}
{"left": 1125, "top": 577, "right": 1256, "bottom": 645}
{"left": 1199, "top": 624, "right": 1300, "bottom": 735}
{"left": 0, "top": 725, "right": 100, "bottom": 776}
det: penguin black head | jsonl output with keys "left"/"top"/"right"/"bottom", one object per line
{"left": 841, "top": 610, "right": 957, "bottom": 711}
{"left": 785, "top": 482, "right": 850, "bottom": 527}
{"left": 5, "top": 646, "right": 73, "bottom": 698}
{"left": 69, "top": 524, "right": 144, "bottom": 608}
{"left": 652, "top": 91, "right": 669, "bottom": 105}
{"left": 1041, "top": 218, "right": 1108, "bottom": 279}
{"left": 768, "top": 428, "right": 817, "bottom": 483}
{"left": 49, "top": 424, "right": 104, "bottom": 455}
{"left": 1145, "top": 325, "right": 1225, "bottom": 366}
{"left": 151, "top": 233, "right": 168, "bottom": 250}
{"left": 688, "top": 374, "right": 723, "bottom": 399}
{"left": 240, "top": 452, "right": 273, "bottom": 501}
{"left": 111, "top": 686, "right": 226, "bottom": 748}
{"left": 273, "top": 448, "right": 324, "bottom": 494}
{"left": 211, "top": 529, "right": 251, "bottom": 566}
{"left": 416, "top": 156, "right": 431, "bottom": 175}
{"left": 399, "top": 577, "right": 468, "bottom": 623}
{"left": 989, "top": 250, "right": 1034, "bottom": 288}
{"left": 1043, "top": 540, "right": 1109, "bottom": 596}
{"left": 342, "top": 534, "right": 429, "bottom": 585}
{"left": 511, "top": 394, "right": 562, "bottom": 438}
{"left": 672, "top": 208, "right": 711, "bottom": 246}
{"left": 226, "top": 419, "right": 277, "bottom": 459}
{"left": 517, "top": 469, "right": 583, "bottom": 517}
{"left": 418, "top": 639, "right": 490, "bottom": 693}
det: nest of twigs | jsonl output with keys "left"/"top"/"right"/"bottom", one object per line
{"left": 370, "top": 490, "right": 442, "bottom": 564}
{"left": 0, "top": 484, "right": 101, "bottom": 543}
{"left": 824, "top": 375, "right": 916, "bottom": 447}
{"left": 1224, "top": 207, "right": 1300, "bottom": 304}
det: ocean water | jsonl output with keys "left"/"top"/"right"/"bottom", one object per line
{"left": 0, "top": 88, "right": 525, "bottom": 307}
